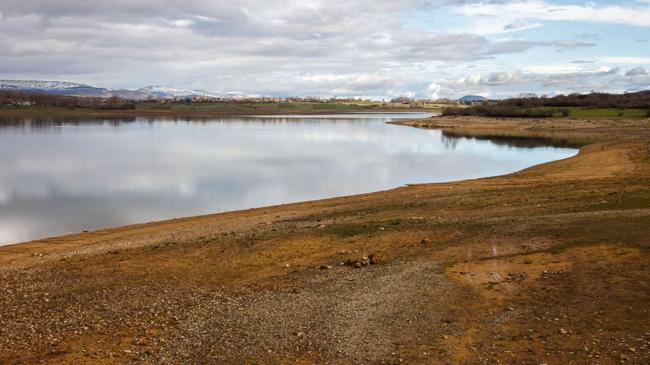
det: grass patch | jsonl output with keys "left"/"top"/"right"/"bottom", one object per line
{"left": 324, "top": 223, "right": 377, "bottom": 237}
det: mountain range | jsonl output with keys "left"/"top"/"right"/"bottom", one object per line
{"left": 2, "top": 80, "right": 491, "bottom": 102}
{"left": 0, "top": 80, "right": 245, "bottom": 100}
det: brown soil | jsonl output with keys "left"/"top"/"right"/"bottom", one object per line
{"left": 1, "top": 116, "right": 649, "bottom": 364}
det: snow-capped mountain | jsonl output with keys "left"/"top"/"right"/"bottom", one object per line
{"left": 0, "top": 80, "right": 250, "bottom": 100}
{"left": 0, "top": 80, "right": 92, "bottom": 90}
{"left": 136, "top": 85, "right": 224, "bottom": 99}
{"left": 0, "top": 79, "right": 148, "bottom": 99}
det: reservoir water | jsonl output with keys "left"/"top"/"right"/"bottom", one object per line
{"left": 0, "top": 113, "right": 577, "bottom": 245}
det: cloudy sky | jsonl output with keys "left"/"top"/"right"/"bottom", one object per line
{"left": 0, "top": 0, "right": 649, "bottom": 99}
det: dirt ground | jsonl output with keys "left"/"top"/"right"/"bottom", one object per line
{"left": 1, "top": 116, "right": 649, "bottom": 364}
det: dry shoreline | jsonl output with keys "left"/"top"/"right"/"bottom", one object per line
{"left": 1, "top": 116, "right": 649, "bottom": 364}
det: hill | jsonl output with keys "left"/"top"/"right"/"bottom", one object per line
{"left": 458, "top": 95, "right": 488, "bottom": 103}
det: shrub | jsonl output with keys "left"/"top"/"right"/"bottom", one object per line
{"left": 442, "top": 105, "right": 553, "bottom": 118}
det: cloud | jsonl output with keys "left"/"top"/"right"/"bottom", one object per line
{"left": 626, "top": 66, "right": 648, "bottom": 76}
{"left": 577, "top": 33, "right": 601, "bottom": 41}
{"left": 442, "top": 66, "right": 649, "bottom": 98}
{"left": 600, "top": 57, "right": 650, "bottom": 65}
{"left": 502, "top": 21, "right": 543, "bottom": 33}
{"left": 0, "top": 0, "right": 649, "bottom": 99}
{"left": 0, "top": 0, "right": 585, "bottom": 97}
{"left": 457, "top": 70, "right": 526, "bottom": 86}
{"left": 570, "top": 60, "right": 594, "bottom": 64}
{"left": 552, "top": 40, "right": 596, "bottom": 50}
{"left": 456, "top": 1, "right": 650, "bottom": 28}
{"left": 427, "top": 82, "right": 442, "bottom": 99}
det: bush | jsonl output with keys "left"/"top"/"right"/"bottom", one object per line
{"left": 496, "top": 91, "right": 650, "bottom": 109}
{"left": 646, "top": 110, "right": 650, "bottom": 117}
{"left": 442, "top": 105, "right": 553, "bottom": 118}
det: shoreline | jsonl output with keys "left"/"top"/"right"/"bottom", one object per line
{"left": 0, "top": 106, "right": 437, "bottom": 119}
{"left": 1, "top": 116, "right": 649, "bottom": 364}
{"left": 0, "top": 115, "right": 576, "bottom": 249}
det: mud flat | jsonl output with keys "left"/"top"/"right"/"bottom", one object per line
{"left": 1, "top": 116, "right": 649, "bottom": 364}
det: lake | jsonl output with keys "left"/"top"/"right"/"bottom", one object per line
{"left": 0, "top": 113, "right": 577, "bottom": 245}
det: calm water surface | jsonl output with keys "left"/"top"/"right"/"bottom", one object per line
{"left": 0, "top": 113, "right": 577, "bottom": 245}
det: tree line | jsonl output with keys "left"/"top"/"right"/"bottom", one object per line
{"left": 443, "top": 91, "right": 650, "bottom": 118}
{"left": 0, "top": 91, "right": 135, "bottom": 109}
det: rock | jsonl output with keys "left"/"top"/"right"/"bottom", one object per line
{"left": 353, "top": 262, "right": 362, "bottom": 269}
{"left": 368, "top": 253, "right": 385, "bottom": 265}
{"left": 560, "top": 328, "right": 568, "bottom": 334}
{"left": 506, "top": 307, "right": 515, "bottom": 311}
{"left": 507, "top": 272, "right": 528, "bottom": 282}
{"left": 319, "top": 265, "right": 332, "bottom": 270}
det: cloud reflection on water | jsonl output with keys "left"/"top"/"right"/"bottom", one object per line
{"left": 0, "top": 113, "right": 576, "bottom": 244}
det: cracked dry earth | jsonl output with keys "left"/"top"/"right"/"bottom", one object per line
{"left": 1, "top": 117, "right": 650, "bottom": 364}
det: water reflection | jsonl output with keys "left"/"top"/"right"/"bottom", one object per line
{"left": 0, "top": 113, "right": 576, "bottom": 244}
{"left": 441, "top": 131, "right": 584, "bottom": 149}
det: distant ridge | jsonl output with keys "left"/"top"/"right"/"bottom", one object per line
{"left": 0, "top": 80, "right": 91, "bottom": 90}
{"left": 459, "top": 95, "right": 488, "bottom": 102}
{"left": 0, "top": 80, "right": 148, "bottom": 99}
{"left": 0, "top": 80, "right": 248, "bottom": 100}
{"left": 136, "top": 85, "right": 225, "bottom": 99}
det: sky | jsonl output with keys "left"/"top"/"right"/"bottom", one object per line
{"left": 0, "top": 0, "right": 649, "bottom": 99}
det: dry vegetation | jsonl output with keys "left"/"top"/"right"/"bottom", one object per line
{"left": 1, "top": 116, "right": 649, "bottom": 364}
{"left": 444, "top": 91, "right": 650, "bottom": 118}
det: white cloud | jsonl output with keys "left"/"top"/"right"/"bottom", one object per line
{"left": 0, "top": 0, "right": 648, "bottom": 98}
{"left": 600, "top": 57, "right": 650, "bottom": 65}
{"left": 524, "top": 64, "right": 585, "bottom": 74}
{"left": 427, "top": 82, "right": 441, "bottom": 99}
{"left": 456, "top": 1, "right": 650, "bottom": 30}
{"left": 439, "top": 65, "right": 650, "bottom": 98}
